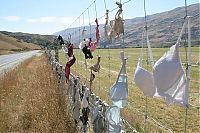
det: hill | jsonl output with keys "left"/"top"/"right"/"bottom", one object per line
{"left": 54, "top": 3, "right": 199, "bottom": 48}
{"left": 0, "top": 33, "right": 41, "bottom": 55}
{"left": 0, "top": 31, "right": 57, "bottom": 49}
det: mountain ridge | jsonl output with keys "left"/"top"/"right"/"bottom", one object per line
{"left": 54, "top": 3, "right": 199, "bottom": 48}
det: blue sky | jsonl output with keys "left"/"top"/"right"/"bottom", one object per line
{"left": 0, "top": 0, "right": 198, "bottom": 35}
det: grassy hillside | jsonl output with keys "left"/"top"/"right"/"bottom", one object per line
{"left": 0, "top": 31, "right": 57, "bottom": 49}
{"left": 0, "top": 33, "right": 41, "bottom": 55}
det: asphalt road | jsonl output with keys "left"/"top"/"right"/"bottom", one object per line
{"left": 0, "top": 50, "right": 42, "bottom": 75}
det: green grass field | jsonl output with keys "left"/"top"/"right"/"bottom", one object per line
{"left": 59, "top": 47, "right": 199, "bottom": 132}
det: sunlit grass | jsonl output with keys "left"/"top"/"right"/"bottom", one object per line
{"left": 0, "top": 55, "right": 76, "bottom": 133}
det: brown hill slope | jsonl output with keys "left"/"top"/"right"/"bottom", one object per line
{"left": 55, "top": 3, "right": 199, "bottom": 48}
{"left": 0, "top": 33, "right": 40, "bottom": 55}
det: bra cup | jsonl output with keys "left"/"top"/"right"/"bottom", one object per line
{"left": 134, "top": 65, "right": 156, "bottom": 97}
{"left": 109, "top": 52, "right": 128, "bottom": 108}
{"left": 109, "top": 77, "right": 128, "bottom": 108}
{"left": 110, "top": 82, "right": 127, "bottom": 100}
{"left": 75, "top": 88, "right": 80, "bottom": 101}
{"left": 153, "top": 58, "right": 183, "bottom": 94}
{"left": 153, "top": 44, "right": 183, "bottom": 94}
{"left": 82, "top": 93, "right": 89, "bottom": 108}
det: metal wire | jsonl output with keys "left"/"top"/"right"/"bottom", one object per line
{"left": 143, "top": 0, "right": 149, "bottom": 132}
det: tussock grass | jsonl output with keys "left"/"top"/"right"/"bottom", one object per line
{"left": 0, "top": 55, "right": 76, "bottom": 132}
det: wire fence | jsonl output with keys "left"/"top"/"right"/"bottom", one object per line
{"left": 46, "top": 50, "right": 137, "bottom": 133}
{"left": 66, "top": 47, "right": 199, "bottom": 133}
{"left": 52, "top": 0, "right": 199, "bottom": 132}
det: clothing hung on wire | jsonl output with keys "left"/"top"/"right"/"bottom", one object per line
{"left": 134, "top": 46, "right": 156, "bottom": 97}
{"left": 80, "top": 88, "right": 90, "bottom": 126}
{"left": 62, "top": 44, "right": 68, "bottom": 57}
{"left": 106, "top": 106, "right": 122, "bottom": 133}
{"left": 73, "top": 87, "right": 81, "bottom": 112}
{"left": 90, "top": 56, "right": 101, "bottom": 72}
{"left": 73, "top": 97, "right": 81, "bottom": 125}
{"left": 65, "top": 55, "right": 76, "bottom": 80}
{"left": 67, "top": 43, "right": 74, "bottom": 57}
{"left": 79, "top": 39, "right": 93, "bottom": 59}
{"left": 109, "top": 51, "right": 128, "bottom": 108}
{"left": 57, "top": 35, "right": 64, "bottom": 45}
{"left": 88, "top": 37, "right": 97, "bottom": 52}
{"left": 89, "top": 71, "right": 95, "bottom": 90}
{"left": 104, "top": 9, "right": 112, "bottom": 42}
{"left": 93, "top": 109, "right": 104, "bottom": 133}
{"left": 88, "top": 18, "right": 100, "bottom": 52}
{"left": 95, "top": 18, "right": 100, "bottom": 44}
{"left": 105, "top": 2, "right": 124, "bottom": 43}
{"left": 80, "top": 107, "right": 90, "bottom": 126}
{"left": 83, "top": 19, "right": 100, "bottom": 52}
{"left": 133, "top": 19, "right": 190, "bottom": 107}
{"left": 82, "top": 89, "right": 89, "bottom": 108}
{"left": 153, "top": 42, "right": 188, "bottom": 106}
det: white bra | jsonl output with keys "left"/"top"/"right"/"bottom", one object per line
{"left": 106, "top": 106, "right": 122, "bottom": 133}
{"left": 134, "top": 57, "right": 155, "bottom": 97}
{"left": 82, "top": 91, "right": 89, "bottom": 108}
{"left": 109, "top": 52, "right": 128, "bottom": 108}
{"left": 133, "top": 18, "right": 190, "bottom": 107}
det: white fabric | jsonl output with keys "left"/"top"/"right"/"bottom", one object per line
{"left": 92, "top": 105, "right": 102, "bottom": 123}
{"left": 82, "top": 92, "right": 89, "bottom": 108}
{"left": 153, "top": 44, "right": 183, "bottom": 93}
{"left": 106, "top": 106, "right": 122, "bottom": 133}
{"left": 79, "top": 41, "right": 84, "bottom": 49}
{"left": 133, "top": 18, "right": 190, "bottom": 107}
{"left": 153, "top": 43, "right": 188, "bottom": 106}
{"left": 109, "top": 52, "right": 128, "bottom": 108}
{"left": 75, "top": 88, "right": 80, "bottom": 102}
{"left": 134, "top": 58, "right": 155, "bottom": 97}
{"left": 153, "top": 18, "right": 189, "bottom": 106}
{"left": 73, "top": 101, "right": 81, "bottom": 121}
{"left": 133, "top": 32, "right": 155, "bottom": 97}
{"left": 84, "top": 87, "right": 90, "bottom": 98}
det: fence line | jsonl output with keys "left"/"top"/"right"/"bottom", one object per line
{"left": 46, "top": 51, "right": 137, "bottom": 133}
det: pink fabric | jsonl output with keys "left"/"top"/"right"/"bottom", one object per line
{"left": 90, "top": 41, "right": 97, "bottom": 51}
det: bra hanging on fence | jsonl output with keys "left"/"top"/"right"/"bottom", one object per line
{"left": 106, "top": 106, "right": 122, "bottom": 133}
{"left": 133, "top": 18, "right": 190, "bottom": 107}
{"left": 109, "top": 51, "right": 128, "bottom": 108}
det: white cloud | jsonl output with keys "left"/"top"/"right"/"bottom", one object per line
{"left": 26, "top": 16, "right": 73, "bottom": 24}
{"left": 58, "top": 17, "right": 72, "bottom": 23}
{"left": 26, "top": 16, "right": 56, "bottom": 23}
{"left": 40, "top": 16, "right": 56, "bottom": 23}
{"left": 4, "top": 16, "right": 20, "bottom": 21}
{"left": 27, "top": 18, "right": 38, "bottom": 23}
{"left": 26, "top": 16, "right": 91, "bottom": 26}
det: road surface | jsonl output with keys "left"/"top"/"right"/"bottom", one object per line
{"left": 0, "top": 50, "right": 42, "bottom": 75}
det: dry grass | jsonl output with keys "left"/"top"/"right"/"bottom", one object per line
{"left": 0, "top": 33, "right": 41, "bottom": 55}
{"left": 0, "top": 55, "right": 76, "bottom": 132}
